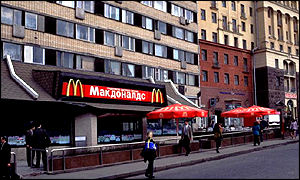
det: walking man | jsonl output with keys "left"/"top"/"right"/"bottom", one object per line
{"left": 0, "top": 136, "right": 11, "bottom": 179}
{"left": 25, "top": 122, "right": 35, "bottom": 167}
{"left": 141, "top": 131, "right": 157, "bottom": 179}
{"left": 181, "top": 120, "right": 193, "bottom": 156}
{"left": 32, "top": 122, "right": 51, "bottom": 171}
{"left": 252, "top": 121, "right": 260, "bottom": 146}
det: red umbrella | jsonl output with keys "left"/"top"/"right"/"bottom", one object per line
{"left": 146, "top": 104, "right": 208, "bottom": 119}
{"left": 238, "top": 105, "right": 277, "bottom": 117}
{"left": 221, "top": 107, "right": 247, "bottom": 118}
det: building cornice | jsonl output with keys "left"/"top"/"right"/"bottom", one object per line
{"left": 198, "top": 39, "right": 251, "bottom": 53}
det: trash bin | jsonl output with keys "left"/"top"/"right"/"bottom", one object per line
{"left": 75, "top": 136, "right": 87, "bottom": 147}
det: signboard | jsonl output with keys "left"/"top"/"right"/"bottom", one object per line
{"left": 285, "top": 92, "right": 297, "bottom": 99}
{"left": 58, "top": 72, "right": 167, "bottom": 106}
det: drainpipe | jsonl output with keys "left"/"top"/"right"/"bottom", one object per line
{"left": 5, "top": 55, "right": 39, "bottom": 99}
{"left": 252, "top": 47, "right": 258, "bottom": 105}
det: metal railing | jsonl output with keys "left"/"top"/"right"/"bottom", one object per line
{"left": 46, "top": 130, "right": 261, "bottom": 173}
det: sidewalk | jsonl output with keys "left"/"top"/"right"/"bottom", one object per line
{"left": 23, "top": 137, "right": 299, "bottom": 179}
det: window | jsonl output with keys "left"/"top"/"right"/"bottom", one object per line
{"left": 104, "top": 4, "right": 120, "bottom": 21}
{"left": 171, "top": 4, "right": 184, "bottom": 17}
{"left": 201, "top": 9, "right": 206, "bottom": 20}
{"left": 275, "top": 76, "right": 280, "bottom": 87}
{"left": 296, "top": 49, "right": 299, "bottom": 56}
{"left": 155, "top": 68, "right": 168, "bottom": 81}
{"left": 234, "top": 56, "right": 238, "bottom": 66}
{"left": 234, "top": 75, "right": 239, "bottom": 85}
{"left": 201, "top": 49, "right": 207, "bottom": 61}
{"left": 122, "top": 63, "right": 135, "bottom": 77}
{"left": 141, "top": 1, "right": 152, "bottom": 7}
{"left": 249, "top": 7, "right": 253, "bottom": 17}
{"left": 224, "top": 73, "right": 229, "bottom": 84}
{"left": 224, "top": 35, "right": 228, "bottom": 45}
{"left": 56, "top": 20, "right": 74, "bottom": 38}
{"left": 185, "top": 52, "right": 194, "bottom": 64}
{"left": 231, "top": 1, "right": 236, "bottom": 11}
{"left": 250, "top": 24, "right": 254, "bottom": 34}
{"left": 185, "top": 9, "right": 194, "bottom": 22}
{"left": 122, "top": 10, "right": 134, "bottom": 25}
{"left": 214, "top": 72, "right": 219, "bottom": 83}
{"left": 185, "top": 30, "right": 194, "bottom": 42}
{"left": 122, "top": 36, "right": 135, "bottom": 51}
{"left": 1, "top": 7, "right": 22, "bottom": 25}
{"left": 243, "top": 39, "right": 247, "bottom": 49}
{"left": 104, "top": 31, "right": 115, "bottom": 46}
{"left": 277, "top": 12, "right": 282, "bottom": 26}
{"left": 105, "top": 60, "right": 121, "bottom": 75}
{"left": 211, "top": 1, "right": 217, "bottom": 8}
{"left": 278, "top": 29, "right": 283, "bottom": 40}
{"left": 172, "top": 26, "right": 184, "bottom": 39}
{"left": 142, "top": 66, "right": 154, "bottom": 79}
{"left": 232, "top": 19, "right": 237, "bottom": 32}
{"left": 212, "top": 32, "right": 218, "bottom": 43}
{"left": 244, "top": 76, "right": 248, "bottom": 87}
{"left": 142, "top": 41, "right": 153, "bottom": 55}
{"left": 173, "top": 49, "right": 185, "bottom": 61}
{"left": 241, "top": 21, "right": 246, "bottom": 32}
{"left": 243, "top": 58, "right": 248, "bottom": 71}
{"left": 142, "top": 16, "right": 153, "bottom": 30}
{"left": 76, "top": 24, "right": 95, "bottom": 42}
{"left": 156, "top": 21, "right": 166, "bottom": 34}
{"left": 201, "top": 29, "right": 206, "bottom": 40}
{"left": 286, "top": 31, "right": 289, "bottom": 41}
{"left": 280, "top": 45, "right": 283, "bottom": 52}
{"left": 288, "top": 46, "right": 291, "bottom": 54}
{"left": 202, "top": 70, "right": 208, "bottom": 82}
{"left": 24, "top": 46, "right": 45, "bottom": 64}
{"left": 222, "top": 16, "right": 228, "bottom": 30}
{"left": 176, "top": 72, "right": 186, "bottom": 85}
{"left": 57, "top": 51, "right": 74, "bottom": 69}
{"left": 25, "top": 12, "right": 37, "bottom": 30}
{"left": 224, "top": 54, "right": 229, "bottom": 64}
{"left": 56, "top": 1, "right": 75, "bottom": 8}
{"left": 234, "top": 37, "right": 238, "bottom": 47}
{"left": 153, "top": 1, "right": 167, "bottom": 12}
{"left": 275, "top": 59, "right": 279, "bottom": 68}
{"left": 187, "top": 74, "right": 196, "bottom": 86}
{"left": 241, "top": 4, "right": 245, "bottom": 17}
{"left": 268, "top": 8, "right": 271, "bottom": 18}
{"left": 213, "top": 52, "right": 218, "bottom": 64}
{"left": 154, "top": 44, "right": 167, "bottom": 58}
{"left": 76, "top": 1, "right": 94, "bottom": 13}
{"left": 75, "top": 55, "right": 94, "bottom": 71}
{"left": 251, "top": 42, "right": 255, "bottom": 50}
{"left": 222, "top": 1, "right": 226, "bottom": 7}
{"left": 270, "top": 42, "right": 274, "bottom": 49}
{"left": 3, "top": 42, "right": 22, "bottom": 61}
{"left": 212, "top": 12, "right": 217, "bottom": 23}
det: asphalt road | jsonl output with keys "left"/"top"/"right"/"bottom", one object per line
{"left": 128, "top": 142, "right": 299, "bottom": 179}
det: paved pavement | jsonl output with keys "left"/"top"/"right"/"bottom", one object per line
{"left": 21, "top": 137, "right": 298, "bottom": 179}
{"left": 129, "top": 142, "right": 299, "bottom": 179}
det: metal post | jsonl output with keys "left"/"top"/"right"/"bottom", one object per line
{"left": 130, "top": 147, "right": 133, "bottom": 161}
{"left": 62, "top": 150, "right": 65, "bottom": 171}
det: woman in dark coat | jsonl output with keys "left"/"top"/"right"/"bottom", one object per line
{"left": 141, "top": 131, "right": 157, "bottom": 179}
{"left": 213, "top": 123, "right": 223, "bottom": 153}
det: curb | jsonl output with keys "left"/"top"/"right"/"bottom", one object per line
{"left": 101, "top": 140, "right": 299, "bottom": 179}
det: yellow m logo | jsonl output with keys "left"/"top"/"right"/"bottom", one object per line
{"left": 66, "top": 79, "right": 84, "bottom": 98}
{"left": 151, "top": 89, "right": 163, "bottom": 104}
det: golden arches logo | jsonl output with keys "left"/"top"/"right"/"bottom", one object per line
{"left": 66, "top": 79, "right": 84, "bottom": 98}
{"left": 151, "top": 89, "right": 163, "bottom": 104}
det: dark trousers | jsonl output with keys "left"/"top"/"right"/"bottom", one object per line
{"left": 182, "top": 135, "right": 191, "bottom": 155}
{"left": 215, "top": 139, "right": 222, "bottom": 151}
{"left": 260, "top": 131, "right": 263, "bottom": 142}
{"left": 254, "top": 135, "right": 260, "bottom": 145}
{"left": 26, "top": 147, "right": 35, "bottom": 167}
{"left": 35, "top": 149, "right": 47, "bottom": 170}
{"left": 0, "top": 164, "right": 9, "bottom": 179}
{"left": 145, "top": 160, "right": 154, "bottom": 177}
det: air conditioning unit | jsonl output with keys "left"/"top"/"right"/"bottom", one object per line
{"left": 185, "top": 19, "right": 192, "bottom": 24}
{"left": 13, "top": 24, "right": 25, "bottom": 39}
{"left": 75, "top": 7, "right": 85, "bottom": 20}
{"left": 154, "top": 30, "right": 161, "bottom": 40}
{"left": 181, "top": 60, "right": 187, "bottom": 69}
{"left": 178, "top": 85, "right": 185, "bottom": 95}
{"left": 115, "top": 46, "right": 123, "bottom": 57}
{"left": 179, "top": 16, "right": 186, "bottom": 25}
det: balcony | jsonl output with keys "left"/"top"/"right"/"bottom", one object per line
{"left": 241, "top": 12, "right": 247, "bottom": 20}
{"left": 212, "top": 62, "right": 221, "bottom": 69}
{"left": 210, "top": 2, "right": 218, "bottom": 10}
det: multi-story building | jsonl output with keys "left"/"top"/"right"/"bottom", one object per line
{"left": 197, "top": 1, "right": 255, "bottom": 128}
{"left": 1, "top": 1, "right": 199, "bottom": 149}
{"left": 254, "top": 1, "right": 299, "bottom": 122}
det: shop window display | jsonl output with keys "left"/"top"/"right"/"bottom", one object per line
{"left": 147, "top": 118, "right": 192, "bottom": 136}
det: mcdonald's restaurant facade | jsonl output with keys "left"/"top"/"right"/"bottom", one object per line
{"left": 1, "top": 60, "right": 198, "bottom": 150}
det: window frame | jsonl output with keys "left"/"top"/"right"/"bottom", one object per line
{"left": 76, "top": 24, "right": 95, "bottom": 42}
{"left": 104, "top": 4, "right": 120, "bottom": 21}
{"left": 24, "top": 45, "right": 45, "bottom": 65}
{"left": 3, "top": 42, "right": 22, "bottom": 61}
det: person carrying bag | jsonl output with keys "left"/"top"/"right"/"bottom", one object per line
{"left": 140, "top": 131, "right": 157, "bottom": 179}
{"left": 213, "top": 123, "right": 223, "bottom": 153}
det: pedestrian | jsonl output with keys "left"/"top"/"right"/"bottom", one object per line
{"left": 213, "top": 122, "right": 223, "bottom": 153}
{"left": 259, "top": 119, "right": 267, "bottom": 143}
{"left": 252, "top": 121, "right": 260, "bottom": 146}
{"left": 0, "top": 136, "right": 11, "bottom": 179}
{"left": 180, "top": 120, "right": 193, "bottom": 156}
{"left": 289, "top": 119, "right": 298, "bottom": 139}
{"left": 141, "top": 131, "right": 157, "bottom": 179}
{"left": 32, "top": 122, "right": 51, "bottom": 171}
{"left": 25, "top": 121, "right": 35, "bottom": 167}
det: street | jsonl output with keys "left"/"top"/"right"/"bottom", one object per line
{"left": 128, "top": 142, "right": 299, "bottom": 179}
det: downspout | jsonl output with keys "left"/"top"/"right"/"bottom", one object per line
{"left": 5, "top": 55, "right": 39, "bottom": 100}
